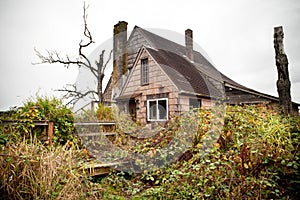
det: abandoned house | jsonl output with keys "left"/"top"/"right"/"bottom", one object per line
{"left": 103, "top": 21, "right": 299, "bottom": 124}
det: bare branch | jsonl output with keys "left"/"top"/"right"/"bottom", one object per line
{"left": 95, "top": 50, "right": 104, "bottom": 71}
{"left": 33, "top": 3, "right": 98, "bottom": 79}
{"left": 78, "top": 2, "right": 96, "bottom": 78}
{"left": 33, "top": 2, "right": 112, "bottom": 106}
{"left": 103, "top": 50, "right": 113, "bottom": 73}
{"left": 57, "top": 84, "right": 97, "bottom": 105}
{"left": 33, "top": 48, "right": 98, "bottom": 78}
{"left": 34, "top": 48, "right": 83, "bottom": 67}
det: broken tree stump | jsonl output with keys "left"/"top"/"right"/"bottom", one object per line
{"left": 273, "top": 26, "right": 292, "bottom": 116}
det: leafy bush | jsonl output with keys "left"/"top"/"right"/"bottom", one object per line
{"left": 96, "top": 104, "right": 115, "bottom": 121}
{"left": 74, "top": 109, "right": 98, "bottom": 122}
{"left": 0, "top": 96, "right": 77, "bottom": 145}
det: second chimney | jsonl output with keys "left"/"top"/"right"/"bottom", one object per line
{"left": 113, "top": 21, "right": 128, "bottom": 86}
{"left": 185, "top": 29, "right": 194, "bottom": 61}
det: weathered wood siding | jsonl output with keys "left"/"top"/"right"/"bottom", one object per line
{"left": 103, "top": 78, "right": 113, "bottom": 104}
{"left": 122, "top": 49, "right": 177, "bottom": 97}
{"left": 127, "top": 29, "right": 151, "bottom": 70}
{"left": 202, "top": 99, "right": 215, "bottom": 108}
{"left": 178, "top": 94, "right": 214, "bottom": 112}
{"left": 178, "top": 95, "right": 190, "bottom": 112}
{"left": 121, "top": 48, "right": 178, "bottom": 124}
{"left": 120, "top": 47, "right": 215, "bottom": 124}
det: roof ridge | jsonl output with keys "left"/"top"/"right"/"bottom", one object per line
{"left": 136, "top": 27, "right": 222, "bottom": 73}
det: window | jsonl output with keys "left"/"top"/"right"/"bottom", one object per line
{"left": 147, "top": 98, "right": 168, "bottom": 121}
{"left": 189, "top": 98, "right": 201, "bottom": 110}
{"left": 141, "top": 58, "right": 149, "bottom": 85}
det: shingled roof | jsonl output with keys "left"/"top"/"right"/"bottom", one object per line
{"left": 137, "top": 27, "right": 214, "bottom": 68}
{"left": 145, "top": 47, "right": 223, "bottom": 98}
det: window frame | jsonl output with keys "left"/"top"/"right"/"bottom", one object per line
{"left": 141, "top": 58, "right": 149, "bottom": 85}
{"left": 147, "top": 98, "right": 168, "bottom": 121}
{"left": 189, "top": 98, "right": 201, "bottom": 110}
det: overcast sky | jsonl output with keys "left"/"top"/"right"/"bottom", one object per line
{"left": 0, "top": 0, "right": 299, "bottom": 111}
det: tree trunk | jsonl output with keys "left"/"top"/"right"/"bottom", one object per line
{"left": 273, "top": 26, "right": 292, "bottom": 116}
{"left": 97, "top": 50, "right": 105, "bottom": 105}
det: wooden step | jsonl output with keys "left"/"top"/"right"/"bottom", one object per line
{"left": 83, "top": 161, "right": 125, "bottom": 176}
{"left": 78, "top": 132, "right": 116, "bottom": 137}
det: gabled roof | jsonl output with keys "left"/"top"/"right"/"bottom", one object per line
{"left": 130, "top": 27, "right": 244, "bottom": 87}
{"left": 132, "top": 27, "right": 215, "bottom": 69}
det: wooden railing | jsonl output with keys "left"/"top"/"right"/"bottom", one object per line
{"left": 74, "top": 121, "right": 118, "bottom": 176}
{"left": 1, "top": 120, "right": 121, "bottom": 175}
{"left": 0, "top": 120, "right": 54, "bottom": 145}
{"left": 74, "top": 121, "right": 116, "bottom": 137}
{"left": 0, "top": 120, "right": 116, "bottom": 144}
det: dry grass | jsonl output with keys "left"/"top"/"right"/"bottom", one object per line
{"left": 0, "top": 137, "right": 102, "bottom": 200}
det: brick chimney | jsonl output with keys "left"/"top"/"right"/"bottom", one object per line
{"left": 113, "top": 21, "right": 128, "bottom": 86}
{"left": 185, "top": 29, "right": 194, "bottom": 61}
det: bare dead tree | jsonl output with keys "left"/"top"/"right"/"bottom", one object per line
{"left": 273, "top": 26, "right": 292, "bottom": 116}
{"left": 33, "top": 3, "right": 111, "bottom": 105}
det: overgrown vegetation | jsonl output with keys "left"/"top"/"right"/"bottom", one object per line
{"left": 0, "top": 138, "right": 101, "bottom": 199}
{"left": 0, "top": 96, "right": 77, "bottom": 145}
{"left": 1, "top": 101, "right": 299, "bottom": 199}
{"left": 98, "top": 105, "right": 300, "bottom": 199}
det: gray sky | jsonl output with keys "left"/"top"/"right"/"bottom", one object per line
{"left": 0, "top": 0, "right": 299, "bottom": 111}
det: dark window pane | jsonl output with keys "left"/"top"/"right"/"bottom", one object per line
{"left": 158, "top": 100, "right": 167, "bottom": 119}
{"left": 149, "top": 100, "right": 156, "bottom": 120}
{"left": 141, "top": 59, "right": 149, "bottom": 85}
{"left": 189, "top": 98, "right": 200, "bottom": 109}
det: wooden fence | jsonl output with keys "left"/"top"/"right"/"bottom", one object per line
{"left": 0, "top": 120, "right": 54, "bottom": 145}
{"left": 1, "top": 120, "right": 121, "bottom": 175}
{"left": 1, "top": 120, "right": 117, "bottom": 144}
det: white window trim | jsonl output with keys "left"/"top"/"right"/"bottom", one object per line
{"left": 147, "top": 98, "right": 168, "bottom": 121}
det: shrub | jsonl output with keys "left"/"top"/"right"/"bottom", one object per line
{"left": 1, "top": 96, "right": 77, "bottom": 145}
{"left": 96, "top": 104, "right": 114, "bottom": 121}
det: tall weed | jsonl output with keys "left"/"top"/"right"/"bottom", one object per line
{"left": 0, "top": 137, "right": 100, "bottom": 199}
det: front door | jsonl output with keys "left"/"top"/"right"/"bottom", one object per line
{"left": 129, "top": 99, "right": 136, "bottom": 121}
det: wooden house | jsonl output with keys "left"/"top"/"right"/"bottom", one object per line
{"left": 103, "top": 21, "right": 299, "bottom": 124}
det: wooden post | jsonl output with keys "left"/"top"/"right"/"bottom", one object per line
{"left": 273, "top": 26, "right": 292, "bottom": 116}
{"left": 47, "top": 121, "right": 54, "bottom": 145}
